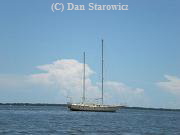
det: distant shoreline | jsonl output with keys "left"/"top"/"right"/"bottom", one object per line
{"left": 0, "top": 103, "right": 180, "bottom": 112}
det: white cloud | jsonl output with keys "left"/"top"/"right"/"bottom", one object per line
{"left": 28, "top": 59, "right": 98, "bottom": 102}
{"left": 103, "top": 81, "right": 144, "bottom": 94}
{"left": 101, "top": 81, "right": 146, "bottom": 106}
{"left": 0, "top": 59, "right": 147, "bottom": 106}
{"left": 157, "top": 75, "right": 180, "bottom": 95}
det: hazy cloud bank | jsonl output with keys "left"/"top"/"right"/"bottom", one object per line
{"left": 157, "top": 75, "right": 180, "bottom": 95}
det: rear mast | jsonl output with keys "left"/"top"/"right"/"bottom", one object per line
{"left": 82, "top": 52, "right": 86, "bottom": 104}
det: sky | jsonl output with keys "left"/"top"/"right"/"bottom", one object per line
{"left": 0, "top": 0, "right": 180, "bottom": 109}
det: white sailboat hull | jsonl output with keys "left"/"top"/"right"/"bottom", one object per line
{"left": 68, "top": 104, "right": 120, "bottom": 112}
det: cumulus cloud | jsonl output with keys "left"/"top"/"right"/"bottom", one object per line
{"left": 0, "top": 59, "right": 147, "bottom": 106}
{"left": 157, "top": 75, "right": 180, "bottom": 95}
{"left": 28, "top": 59, "right": 97, "bottom": 102}
{"left": 28, "top": 59, "right": 147, "bottom": 105}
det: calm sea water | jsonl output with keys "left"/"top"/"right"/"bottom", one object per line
{"left": 0, "top": 105, "right": 180, "bottom": 135}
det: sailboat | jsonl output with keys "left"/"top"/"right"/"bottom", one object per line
{"left": 68, "top": 40, "right": 120, "bottom": 112}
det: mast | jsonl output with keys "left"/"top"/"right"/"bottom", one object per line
{"left": 82, "top": 52, "right": 86, "bottom": 103}
{"left": 101, "top": 40, "right": 104, "bottom": 105}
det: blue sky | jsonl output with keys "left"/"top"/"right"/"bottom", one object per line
{"left": 0, "top": 0, "right": 180, "bottom": 109}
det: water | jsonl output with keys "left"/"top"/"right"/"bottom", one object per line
{"left": 0, "top": 105, "right": 180, "bottom": 135}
